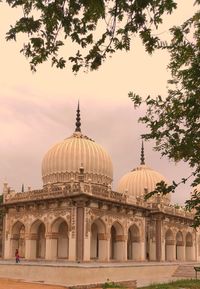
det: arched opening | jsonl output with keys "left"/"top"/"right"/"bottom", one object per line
{"left": 127, "top": 224, "right": 141, "bottom": 260}
{"left": 90, "top": 219, "right": 107, "bottom": 261}
{"left": 11, "top": 221, "right": 25, "bottom": 258}
{"left": 52, "top": 218, "right": 69, "bottom": 259}
{"left": 176, "top": 231, "right": 184, "bottom": 261}
{"left": 37, "top": 223, "right": 46, "bottom": 258}
{"left": 30, "top": 220, "right": 46, "bottom": 259}
{"left": 110, "top": 222, "right": 124, "bottom": 260}
{"left": 165, "top": 229, "right": 174, "bottom": 261}
{"left": 185, "top": 232, "right": 193, "bottom": 261}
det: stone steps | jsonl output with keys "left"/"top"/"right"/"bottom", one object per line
{"left": 173, "top": 265, "right": 198, "bottom": 278}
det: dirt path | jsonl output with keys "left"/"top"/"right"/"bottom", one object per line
{"left": 0, "top": 278, "right": 67, "bottom": 289}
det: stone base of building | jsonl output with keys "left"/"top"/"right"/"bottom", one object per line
{"left": 0, "top": 261, "right": 191, "bottom": 287}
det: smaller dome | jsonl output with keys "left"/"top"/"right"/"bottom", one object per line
{"left": 116, "top": 142, "right": 171, "bottom": 204}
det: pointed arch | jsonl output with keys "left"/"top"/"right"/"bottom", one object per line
{"left": 11, "top": 221, "right": 25, "bottom": 258}
{"left": 90, "top": 218, "right": 106, "bottom": 260}
{"left": 165, "top": 229, "right": 175, "bottom": 261}
{"left": 185, "top": 232, "right": 194, "bottom": 261}
{"left": 110, "top": 221, "right": 124, "bottom": 260}
{"left": 30, "top": 219, "right": 46, "bottom": 259}
{"left": 176, "top": 231, "right": 184, "bottom": 261}
{"left": 51, "top": 217, "right": 69, "bottom": 259}
{"left": 127, "top": 224, "right": 141, "bottom": 260}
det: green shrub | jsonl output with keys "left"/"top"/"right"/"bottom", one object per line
{"left": 103, "top": 279, "right": 124, "bottom": 289}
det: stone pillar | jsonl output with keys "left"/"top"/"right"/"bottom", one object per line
{"left": 76, "top": 205, "right": 85, "bottom": 261}
{"left": 165, "top": 240, "right": 176, "bottom": 261}
{"left": 68, "top": 231, "right": 76, "bottom": 261}
{"left": 176, "top": 241, "right": 185, "bottom": 260}
{"left": 25, "top": 233, "right": 37, "bottom": 259}
{"left": 140, "top": 241, "right": 145, "bottom": 261}
{"left": 132, "top": 242, "right": 141, "bottom": 260}
{"left": 84, "top": 231, "right": 90, "bottom": 261}
{"left": 185, "top": 245, "right": 194, "bottom": 261}
{"left": 1, "top": 210, "right": 6, "bottom": 258}
{"left": 2, "top": 214, "right": 11, "bottom": 259}
{"left": 115, "top": 235, "right": 126, "bottom": 261}
{"left": 98, "top": 233, "right": 109, "bottom": 261}
{"left": 45, "top": 233, "right": 58, "bottom": 260}
{"left": 149, "top": 240, "right": 156, "bottom": 261}
{"left": 156, "top": 217, "right": 162, "bottom": 261}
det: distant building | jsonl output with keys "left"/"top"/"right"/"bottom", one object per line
{"left": 1, "top": 104, "right": 199, "bottom": 262}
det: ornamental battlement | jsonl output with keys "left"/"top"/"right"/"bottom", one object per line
{"left": 2, "top": 180, "right": 194, "bottom": 220}
{"left": 3, "top": 183, "right": 127, "bottom": 205}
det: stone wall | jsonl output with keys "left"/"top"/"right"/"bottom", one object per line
{"left": 0, "top": 263, "right": 179, "bottom": 287}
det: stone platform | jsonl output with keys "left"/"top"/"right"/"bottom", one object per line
{"left": 0, "top": 260, "right": 197, "bottom": 288}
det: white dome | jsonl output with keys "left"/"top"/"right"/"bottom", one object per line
{"left": 42, "top": 132, "right": 113, "bottom": 186}
{"left": 117, "top": 164, "right": 171, "bottom": 203}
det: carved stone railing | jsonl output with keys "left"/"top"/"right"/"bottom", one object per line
{"left": 3, "top": 183, "right": 81, "bottom": 204}
{"left": 109, "top": 190, "right": 127, "bottom": 203}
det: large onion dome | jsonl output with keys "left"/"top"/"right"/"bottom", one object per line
{"left": 42, "top": 103, "right": 113, "bottom": 186}
{"left": 117, "top": 141, "right": 171, "bottom": 204}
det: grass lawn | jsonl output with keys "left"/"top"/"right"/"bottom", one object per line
{"left": 138, "top": 279, "right": 200, "bottom": 289}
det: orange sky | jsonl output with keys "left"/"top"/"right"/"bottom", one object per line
{"left": 0, "top": 1, "right": 197, "bottom": 204}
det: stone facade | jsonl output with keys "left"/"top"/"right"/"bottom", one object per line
{"left": 1, "top": 178, "right": 199, "bottom": 262}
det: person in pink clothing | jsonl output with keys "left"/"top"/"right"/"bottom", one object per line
{"left": 15, "top": 249, "right": 20, "bottom": 263}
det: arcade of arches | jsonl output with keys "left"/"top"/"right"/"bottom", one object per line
{"left": 2, "top": 197, "right": 200, "bottom": 262}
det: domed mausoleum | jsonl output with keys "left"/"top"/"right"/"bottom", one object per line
{"left": 1, "top": 104, "right": 199, "bottom": 265}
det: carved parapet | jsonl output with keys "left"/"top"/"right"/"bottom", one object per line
{"left": 3, "top": 183, "right": 79, "bottom": 204}
{"left": 91, "top": 184, "right": 109, "bottom": 198}
{"left": 109, "top": 191, "right": 127, "bottom": 203}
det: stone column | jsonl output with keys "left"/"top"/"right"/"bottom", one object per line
{"left": 76, "top": 205, "right": 85, "bottom": 261}
{"left": 2, "top": 214, "right": 11, "bottom": 259}
{"left": 98, "top": 233, "right": 109, "bottom": 261}
{"left": 165, "top": 240, "right": 176, "bottom": 261}
{"left": 25, "top": 233, "right": 37, "bottom": 259}
{"left": 1, "top": 209, "right": 7, "bottom": 258}
{"left": 132, "top": 242, "right": 141, "bottom": 260}
{"left": 156, "top": 216, "right": 162, "bottom": 261}
{"left": 176, "top": 241, "right": 185, "bottom": 260}
{"left": 115, "top": 235, "right": 126, "bottom": 260}
{"left": 68, "top": 231, "right": 76, "bottom": 261}
{"left": 149, "top": 239, "right": 156, "bottom": 260}
{"left": 45, "top": 233, "right": 58, "bottom": 260}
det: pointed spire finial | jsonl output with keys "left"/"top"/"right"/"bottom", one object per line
{"left": 75, "top": 101, "right": 81, "bottom": 132}
{"left": 140, "top": 139, "right": 145, "bottom": 165}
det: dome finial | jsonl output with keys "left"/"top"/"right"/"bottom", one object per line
{"left": 140, "top": 139, "right": 145, "bottom": 165}
{"left": 75, "top": 101, "right": 81, "bottom": 132}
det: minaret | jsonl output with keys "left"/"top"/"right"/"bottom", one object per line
{"left": 75, "top": 101, "right": 81, "bottom": 132}
{"left": 140, "top": 139, "right": 145, "bottom": 165}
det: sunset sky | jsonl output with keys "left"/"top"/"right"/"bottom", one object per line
{"left": 0, "top": 1, "right": 197, "bottom": 204}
